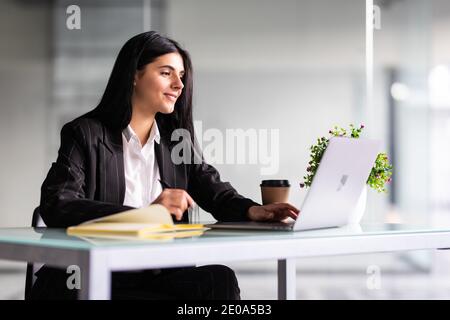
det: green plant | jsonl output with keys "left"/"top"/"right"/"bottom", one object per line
{"left": 300, "top": 124, "right": 393, "bottom": 193}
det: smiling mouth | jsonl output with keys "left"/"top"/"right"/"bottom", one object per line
{"left": 164, "top": 93, "right": 177, "bottom": 101}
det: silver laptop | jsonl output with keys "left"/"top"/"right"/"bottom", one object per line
{"left": 206, "top": 137, "right": 380, "bottom": 231}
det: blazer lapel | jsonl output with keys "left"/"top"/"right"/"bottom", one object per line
{"left": 100, "top": 126, "right": 126, "bottom": 204}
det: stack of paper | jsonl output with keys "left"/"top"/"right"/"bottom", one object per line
{"left": 67, "top": 205, "right": 208, "bottom": 240}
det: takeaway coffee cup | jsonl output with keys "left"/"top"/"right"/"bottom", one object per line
{"left": 260, "top": 180, "right": 290, "bottom": 205}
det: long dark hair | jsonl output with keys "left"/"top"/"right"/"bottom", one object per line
{"left": 81, "top": 31, "right": 194, "bottom": 142}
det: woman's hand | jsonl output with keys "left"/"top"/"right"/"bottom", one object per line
{"left": 247, "top": 203, "right": 300, "bottom": 222}
{"left": 152, "top": 189, "right": 195, "bottom": 221}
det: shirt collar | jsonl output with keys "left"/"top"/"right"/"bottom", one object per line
{"left": 122, "top": 120, "right": 161, "bottom": 145}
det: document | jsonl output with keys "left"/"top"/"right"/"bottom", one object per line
{"left": 66, "top": 204, "right": 208, "bottom": 240}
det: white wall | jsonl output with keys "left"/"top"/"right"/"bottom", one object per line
{"left": 0, "top": 1, "right": 51, "bottom": 227}
{"left": 166, "top": 0, "right": 367, "bottom": 216}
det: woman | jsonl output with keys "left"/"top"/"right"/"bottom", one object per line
{"left": 31, "top": 31, "right": 299, "bottom": 300}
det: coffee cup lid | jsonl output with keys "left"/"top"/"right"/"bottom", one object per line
{"left": 260, "top": 180, "right": 290, "bottom": 187}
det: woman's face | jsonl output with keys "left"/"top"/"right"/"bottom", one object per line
{"left": 133, "top": 52, "right": 185, "bottom": 115}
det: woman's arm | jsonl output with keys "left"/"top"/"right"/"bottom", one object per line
{"left": 40, "top": 122, "right": 134, "bottom": 228}
{"left": 187, "top": 161, "right": 261, "bottom": 222}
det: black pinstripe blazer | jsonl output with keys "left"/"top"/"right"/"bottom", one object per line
{"left": 40, "top": 117, "right": 258, "bottom": 227}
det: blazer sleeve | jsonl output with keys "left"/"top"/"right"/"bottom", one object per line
{"left": 40, "top": 122, "right": 134, "bottom": 228}
{"left": 187, "top": 161, "right": 261, "bottom": 222}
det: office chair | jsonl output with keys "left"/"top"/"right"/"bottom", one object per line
{"left": 24, "top": 206, "right": 45, "bottom": 300}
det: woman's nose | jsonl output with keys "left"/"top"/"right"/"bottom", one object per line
{"left": 172, "top": 76, "right": 184, "bottom": 90}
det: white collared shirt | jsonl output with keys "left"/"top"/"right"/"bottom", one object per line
{"left": 122, "top": 121, "right": 163, "bottom": 208}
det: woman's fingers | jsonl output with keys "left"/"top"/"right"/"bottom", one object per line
{"left": 170, "top": 189, "right": 194, "bottom": 208}
{"left": 169, "top": 207, "right": 184, "bottom": 221}
{"left": 268, "top": 203, "right": 299, "bottom": 221}
{"left": 168, "top": 197, "right": 188, "bottom": 221}
{"left": 152, "top": 188, "right": 195, "bottom": 221}
{"left": 269, "top": 203, "right": 299, "bottom": 216}
{"left": 273, "top": 208, "right": 298, "bottom": 220}
{"left": 284, "top": 209, "right": 299, "bottom": 220}
{"left": 248, "top": 204, "right": 299, "bottom": 222}
{"left": 276, "top": 203, "right": 300, "bottom": 213}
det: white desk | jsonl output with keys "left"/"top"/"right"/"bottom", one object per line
{"left": 1, "top": 223, "right": 450, "bottom": 300}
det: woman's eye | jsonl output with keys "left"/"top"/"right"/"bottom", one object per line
{"left": 161, "top": 72, "right": 170, "bottom": 76}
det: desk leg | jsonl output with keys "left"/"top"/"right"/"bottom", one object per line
{"left": 277, "top": 259, "right": 296, "bottom": 300}
{"left": 79, "top": 251, "right": 111, "bottom": 300}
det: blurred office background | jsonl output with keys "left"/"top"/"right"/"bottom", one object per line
{"left": 1, "top": 0, "right": 450, "bottom": 299}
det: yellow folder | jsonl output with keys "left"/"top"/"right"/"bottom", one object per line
{"left": 66, "top": 204, "right": 208, "bottom": 240}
